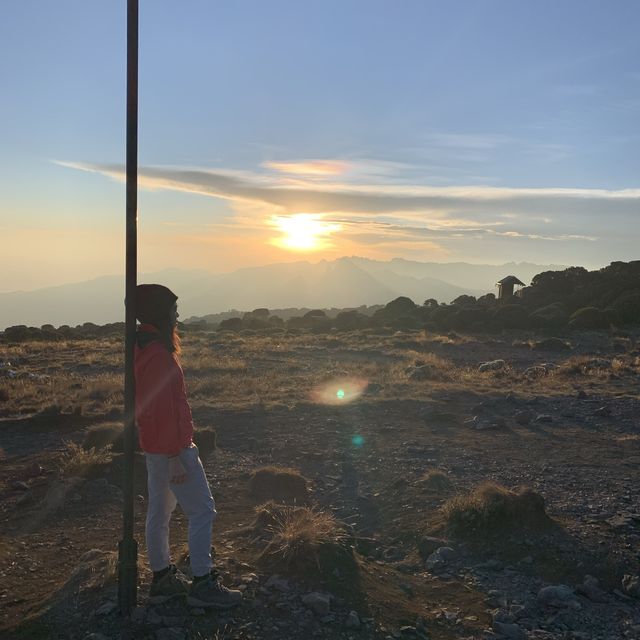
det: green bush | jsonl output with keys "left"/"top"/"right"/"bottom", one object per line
{"left": 611, "top": 292, "right": 640, "bottom": 324}
{"left": 568, "top": 307, "right": 611, "bottom": 330}
{"left": 529, "top": 302, "right": 569, "bottom": 329}
{"left": 491, "top": 304, "right": 530, "bottom": 329}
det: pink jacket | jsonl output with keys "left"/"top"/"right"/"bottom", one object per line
{"left": 134, "top": 324, "right": 194, "bottom": 454}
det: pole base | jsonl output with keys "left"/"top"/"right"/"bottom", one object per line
{"left": 118, "top": 537, "right": 138, "bottom": 615}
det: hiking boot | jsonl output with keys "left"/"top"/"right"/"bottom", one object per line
{"left": 187, "top": 574, "right": 243, "bottom": 609}
{"left": 149, "top": 564, "right": 190, "bottom": 603}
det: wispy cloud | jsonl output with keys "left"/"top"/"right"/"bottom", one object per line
{"left": 57, "top": 160, "right": 640, "bottom": 259}
{"left": 263, "top": 160, "right": 349, "bottom": 177}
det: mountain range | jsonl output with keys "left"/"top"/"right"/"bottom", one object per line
{"left": 0, "top": 257, "right": 567, "bottom": 329}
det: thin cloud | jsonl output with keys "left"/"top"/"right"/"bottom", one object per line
{"left": 57, "top": 160, "right": 638, "bottom": 256}
{"left": 263, "top": 160, "right": 349, "bottom": 176}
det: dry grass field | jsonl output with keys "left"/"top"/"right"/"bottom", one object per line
{"left": 1, "top": 327, "right": 640, "bottom": 639}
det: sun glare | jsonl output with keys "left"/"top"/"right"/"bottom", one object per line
{"left": 270, "top": 213, "right": 341, "bottom": 252}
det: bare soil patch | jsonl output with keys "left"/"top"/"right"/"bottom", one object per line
{"left": 1, "top": 328, "right": 639, "bottom": 639}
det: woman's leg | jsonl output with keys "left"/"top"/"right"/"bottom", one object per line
{"left": 145, "top": 452, "right": 177, "bottom": 571}
{"left": 170, "top": 445, "right": 217, "bottom": 577}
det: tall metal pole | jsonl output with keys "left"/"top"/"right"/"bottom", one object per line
{"left": 118, "top": 0, "right": 139, "bottom": 615}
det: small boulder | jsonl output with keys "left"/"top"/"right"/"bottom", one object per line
{"left": 417, "top": 536, "right": 448, "bottom": 557}
{"left": 265, "top": 574, "right": 291, "bottom": 592}
{"left": 537, "top": 584, "right": 576, "bottom": 608}
{"left": 493, "top": 621, "right": 525, "bottom": 640}
{"left": 577, "top": 575, "right": 608, "bottom": 603}
{"left": 478, "top": 359, "right": 506, "bottom": 373}
{"left": 425, "top": 546, "right": 456, "bottom": 571}
{"left": 345, "top": 610, "right": 360, "bottom": 629}
{"left": 302, "top": 592, "right": 331, "bottom": 616}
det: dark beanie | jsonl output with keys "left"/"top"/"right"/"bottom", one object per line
{"left": 136, "top": 284, "right": 178, "bottom": 325}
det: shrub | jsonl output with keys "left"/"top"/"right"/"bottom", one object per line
{"left": 58, "top": 441, "right": 112, "bottom": 478}
{"left": 451, "top": 294, "right": 476, "bottom": 305}
{"left": 529, "top": 302, "right": 569, "bottom": 329}
{"left": 611, "top": 292, "right": 640, "bottom": 324}
{"left": 568, "top": 307, "right": 611, "bottom": 330}
{"left": 418, "top": 469, "right": 453, "bottom": 491}
{"left": 83, "top": 423, "right": 123, "bottom": 451}
{"left": 442, "top": 482, "right": 550, "bottom": 536}
{"left": 448, "top": 307, "right": 487, "bottom": 331}
{"left": 254, "top": 502, "right": 353, "bottom": 577}
{"left": 385, "top": 296, "right": 416, "bottom": 315}
{"left": 334, "top": 310, "right": 369, "bottom": 331}
{"left": 218, "top": 317, "right": 243, "bottom": 332}
{"left": 491, "top": 304, "right": 530, "bottom": 330}
{"left": 249, "top": 466, "right": 309, "bottom": 504}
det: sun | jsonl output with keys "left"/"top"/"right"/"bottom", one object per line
{"left": 270, "top": 213, "right": 341, "bottom": 252}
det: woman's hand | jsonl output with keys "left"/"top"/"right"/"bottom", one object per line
{"left": 169, "top": 456, "right": 187, "bottom": 484}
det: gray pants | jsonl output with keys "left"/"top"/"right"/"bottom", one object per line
{"left": 145, "top": 444, "right": 217, "bottom": 577}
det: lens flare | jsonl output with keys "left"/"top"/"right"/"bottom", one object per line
{"left": 351, "top": 435, "right": 365, "bottom": 447}
{"left": 310, "top": 377, "right": 368, "bottom": 405}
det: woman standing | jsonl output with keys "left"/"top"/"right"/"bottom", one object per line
{"left": 135, "top": 283, "right": 241, "bottom": 608}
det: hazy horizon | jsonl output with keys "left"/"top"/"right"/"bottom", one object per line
{"left": 2, "top": 1, "right": 639, "bottom": 291}
{"left": 0, "top": 255, "right": 581, "bottom": 296}
{"left": 0, "top": 257, "right": 572, "bottom": 329}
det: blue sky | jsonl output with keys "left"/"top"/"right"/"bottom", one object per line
{"left": 1, "top": 1, "right": 639, "bottom": 292}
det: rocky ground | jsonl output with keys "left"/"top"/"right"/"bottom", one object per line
{"left": 1, "top": 327, "right": 639, "bottom": 639}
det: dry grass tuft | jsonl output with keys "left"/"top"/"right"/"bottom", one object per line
{"left": 249, "top": 466, "right": 309, "bottom": 504}
{"left": 253, "top": 502, "right": 353, "bottom": 576}
{"left": 418, "top": 468, "right": 453, "bottom": 491}
{"left": 82, "top": 422, "right": 122, "bottom": 451}
{"left": 58, "top": 441, "right": 111, "bottom": 478}
{"left": 442, "top": 481, "right": 550, "bottom": 536}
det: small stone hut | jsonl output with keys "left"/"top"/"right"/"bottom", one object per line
{"left": 496, "top": 275, "right": 525, "bottom": 299}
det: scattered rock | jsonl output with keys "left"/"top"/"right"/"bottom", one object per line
{"left": 514, "top": 410, "right": 532, "bottom": 425}
{"left": 146, "top": 609, "right": 162, "bottom": 625}
{"left": 302, "top": 592, "right": 331, "bottom": 616}
{"left": 345, "top": 610, "right": 360, "bottom": 629}
{"left": 577, "top": 575, "right": 608, "bottom": 603}
{"left": 479, "top": 359, "right": 506, "bottom": 373}
{"left": 408, "top": 365, "right": 435, "bottom": 381}
{"left": 425, "top": 546, "right": 456, "bottom": 571}
{"left": 622, "top": 574, "right": 639, "bottom": 598}
{"left": 523, "top": 366, "right": 550, "bottom": 379}
{"left": 265, "top": 574, "right": 291, "bottom": 591}
{"left": 155, "top": 629, "right": 186, "bottom": 640}
{"left": 417, "top": 535, "right": 448, "bottom": 557}
{"left": 536, "top": 584, "right": 576, "bottom": 608}
{"left": 493, "top": 621, "right": 525, "bottom": 639}
{"left": 95, "top": 601, "right": 117, "bottom": 616}
{"left": 130, "top": 607, "right": 146, "bottom": 624}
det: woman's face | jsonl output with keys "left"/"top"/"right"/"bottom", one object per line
{"left": 169, "top": 303, "right": 179, "bottom": 327}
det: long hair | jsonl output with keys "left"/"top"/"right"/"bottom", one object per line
{"left": 153, "top": 317, "right": 182, "bottom": 357}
